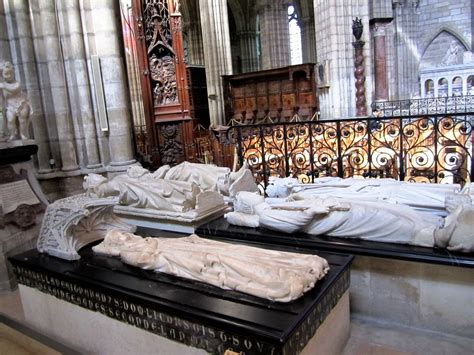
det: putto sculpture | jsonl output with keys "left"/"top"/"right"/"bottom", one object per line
{"left": 0, "top": 61, "right": 32, "bottom": 141}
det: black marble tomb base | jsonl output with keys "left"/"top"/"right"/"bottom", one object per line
{"left": 10, "top": 240, "right": 352, "bottom": 355}
{"left": 196, "top": 217, "right": 474, "bottom": 268}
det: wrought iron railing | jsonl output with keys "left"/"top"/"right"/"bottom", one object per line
{"left": 373, "top": 95, "right": 474, "bottom": 117}
{"left": 227, "top": 112, "right": 474, "bottom": 188}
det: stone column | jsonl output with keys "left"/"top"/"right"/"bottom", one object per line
{"left": 30, "top": 0, "right": 80, "bottom": 173}
{"left": 88, "top": 0, "right": 135, "bottom": 169}
{"left": 187, "top": 20, "right": 205, "bottom": 66}
{"left": 199, "top": 0, "right": 233, "bottom": 125}
{"left": 392, "top": 2, "right": 420, "bottom": 99}
{"left": 57, "top": 0, "right": 101, "bottom": 169}
{"left": 314, "top": 0, "right": 372, "bottom": 118}
{"left": 259, "top": 0, "right": 291, "bottom": 69}
{"left": 0, "top": 2, "right": 11, "bottom": 138}
{"left": 300, "top": 16, "right": 316, "bottom": 63}
{"left": 4, "top": 0, "right": 53, "bottom": 173}
{"left": 0, "top": 2, "right": 11, "bottom": 63}
{"left": 373, "top": 21, "right": 388, "bottom": 101}
{"left": 238, "top": 30, "right": 260, "bottom": 72}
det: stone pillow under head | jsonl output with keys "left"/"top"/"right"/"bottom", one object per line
{"left": 233, "top": 191, "right": 265, "bottom": 214}
{"left": 224, "top": 211, "right": 259, "bottom": 228}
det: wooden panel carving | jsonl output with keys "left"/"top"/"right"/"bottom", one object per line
{"left": 282, "top": 94, "right": 296, "bottom": 109}
{"left": 245, "top": 98, "right": 256, "bottom": 111}
{"left": 143, "top": 1, "right": 178, "bottom": 110}
{"left": 156, "top": 123, "right": 185, "bottom": 165}
{"left": 269, "top": 95, "right": 281, "bottom": 110}
{"left": 257, "top": 97, "right": 268, "bottom": 110}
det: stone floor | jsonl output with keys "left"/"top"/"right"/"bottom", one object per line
{"left": 0, "top": 289, "right": 472, "bottom": 354}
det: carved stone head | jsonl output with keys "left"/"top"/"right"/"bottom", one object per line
{"left": 83, "top": 173, "right": 107, "bottom": 194}
{"left": 2, "top": 61, "right": 14, "bottom": 82}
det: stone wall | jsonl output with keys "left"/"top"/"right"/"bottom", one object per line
{"left": 314, "top": 0, "right": 473, "bottom": 113}
{"left": 389, "top": 0, "right": 472, "bottom": 99}
{"left": 314, "top": 0, "right": 373, "bottom": 119}
{"left": 350, "top": 256, "right": 474, "bottom": 338}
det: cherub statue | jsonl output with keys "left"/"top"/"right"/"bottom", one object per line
{"left": 0, "top": 62, "right": 32, "bottom": 141}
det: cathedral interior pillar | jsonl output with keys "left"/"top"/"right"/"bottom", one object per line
{"left": 300, "top": 15, "right": 316, "bottom": 63}
{"left": 238, "top": 30, "right": 260, "bottom": 73}
{"left": 32, "top": 0, "right": 80, "bottom": 173}
{"left": 199, "top": 0, "right": 233, "bottom": 125}
{"left": 259, "top": 0, "right": 291, "bottom": 70}
{"left": 88, "top": 0, "right": 136, "bottom": 169}
{"left": 56, "top": 0, "right": 101, "bottom": 169}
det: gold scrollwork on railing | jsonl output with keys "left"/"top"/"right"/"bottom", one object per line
{"left": 230, "top": 114, "right": 473, "bottom": 187}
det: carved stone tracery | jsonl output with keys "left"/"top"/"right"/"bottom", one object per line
{"left": 37, "top": 194, "right": 136, "bottom": 261}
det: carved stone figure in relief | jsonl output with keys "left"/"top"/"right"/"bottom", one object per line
{"left": 442, "top": 41, "right": 460, "bottom": 66}
{"left": 93, "top": 229, "right": 329, "bottom": 302}
{"left": 0, "top": 62, "right": 32, "bottom": 141}
{"left": 225, "top": 191, "right": 474, "bottom": 253}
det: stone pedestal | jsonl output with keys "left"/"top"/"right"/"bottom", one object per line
{"left": 19, "top": 287, "right": 350, "bottom": 355}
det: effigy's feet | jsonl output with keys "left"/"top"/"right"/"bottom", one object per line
{"left": 435, "top": 205, "right": 474, "bottom": 252}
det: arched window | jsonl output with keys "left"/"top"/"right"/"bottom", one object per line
{"left": 425, "top": 79, "right": 434, "bottom": 97}
{"left": 452, "top": 76, "right": 462, "bottom": 96}
{"left": 468, "top": 75, "right": 474, "bottom": 95}
{"left": 288, "top": 5, "right": 302, "bottom": 65}
{"left": 438, "top": 78, "right": 448, "bottom": 97}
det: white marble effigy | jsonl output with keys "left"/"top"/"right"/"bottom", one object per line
{"left": 93, "top": 229, "right": 330, "bottom": 302}
{"left": 226, "top": 191, "right": 474, "bottom": 253}
{"left": 266, "top": 176, "right": 473, "bottom": 217}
